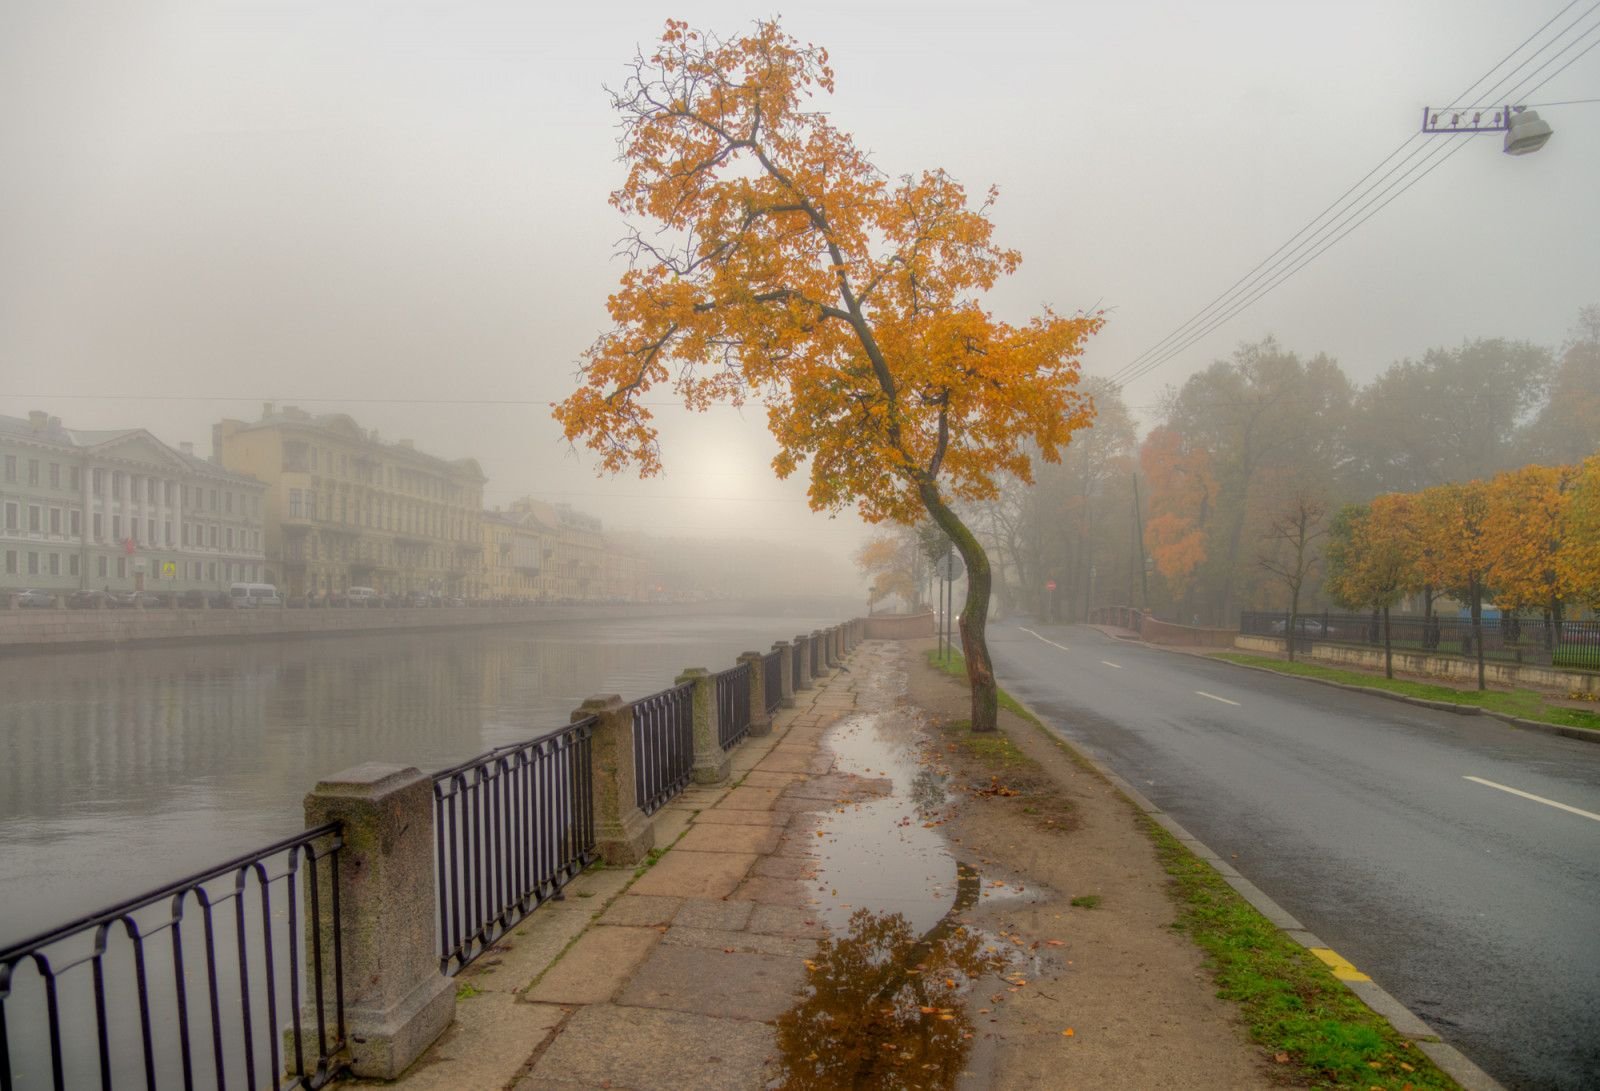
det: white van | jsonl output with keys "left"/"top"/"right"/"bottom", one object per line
{"left": 347, "top": 586, "right": 379, "bottom": 605}
{"left": 229, "top": 582, "right": 284, "bottom": 608}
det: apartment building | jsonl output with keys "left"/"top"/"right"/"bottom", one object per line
{"left": 1, "top": 411, "right": 267, "bottom": 594}
{"left": 215, "top": 405, "right": 487, "bottom": 599}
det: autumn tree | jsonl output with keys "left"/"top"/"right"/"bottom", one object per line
{"left": 1414, "top": 480, "right": 1495, "bottom": 689}
{"left": 554, "top": 20, "right": 1102, "bottom": 731}
{"left": 1255, "top": 488, "right": 1327, "bottom": 662}
{"left": 1139, "top": 425, "right": 1215, "bottom": 618}
{"left": 1521, "top": 306, "right": 1600, "bottom": 465}
{"left": 855, "top": 532, "right": 923, "bottom": 613}
{"left": 1558, "top": 454, "right": 1600, "bottom": 610}
{"left": 1324, "top": 494, "right": 1418, "bottom": 678}
{"left": 1484, "top": 464, "right": 1573, "bottom": 649}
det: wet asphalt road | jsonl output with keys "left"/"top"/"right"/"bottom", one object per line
{"left": 989, "top": 622, "right": 1600, "bottom": 1091}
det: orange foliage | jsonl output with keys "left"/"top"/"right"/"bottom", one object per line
{"left": 553, "top": 19, "right": 1102, "bottom": 525}
{"left": 1139, "top": 426, "right": 1214, "bottom": 595}
{"left": 1483, "top": 464, "right": 1571, "bottom": 611}
{"left": 1559, "top": 454, "right": 1600, "bottom": 607}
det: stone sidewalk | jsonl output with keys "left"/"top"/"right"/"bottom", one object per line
{"left": 341, "top": 650, "right": 867, "bottom": 1090}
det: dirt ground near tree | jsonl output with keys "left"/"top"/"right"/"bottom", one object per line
{"left": 898, "top": 638, "right": 1283, "bottom": 1089}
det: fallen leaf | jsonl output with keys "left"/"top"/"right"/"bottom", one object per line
{"left": 1274, "top": 1053, "right": 1290, "bottom": 1064}
{"left": 1062, "top": 1028, "right": 1075, "bottom": 1037}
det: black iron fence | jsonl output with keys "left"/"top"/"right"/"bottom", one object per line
{"left": 791, "top": 640, "right": 804, "bottom": 683}
{"left": 632, "top": 682, "right": 696, "bottom": 815}
{"left": 0, "top": 826, "right": 345, "bottom": 1091}
{"left": 715, "top": 664, "right": 751, "bottom": 751}
{"left": 1240, "top": 611, "right": 1600, "bottom": 672}
{"left": 431, "top": 719, "right": 596, "bottom": 976}
{"left": 762, "top": 650, "right": 783, "bottom": 715}
{"left": 810, "top": 633, "right": 823, "bottom": 678}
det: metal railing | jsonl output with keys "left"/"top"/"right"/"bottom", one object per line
{"left": 791, "top": 640, "right": 803, "bottom": 683}
{"left": 715, "top": 664, "right": 751, "bottom": 751}
{"left": 762, "top": 650, "right": 783, "bottom": 715}
{"left": 632, "top": 682, "right": 695, "bottom": 815}
{"left": 1240, "top": 611, "right": 1600, "bottom": 671}
{"left": 0, "top": 826, "right": 345, "bottom": 1091}
{"left": 810, "top": 633, "right": 823, "bottom": 677}
{"left": 431, "top": 719, "right": 596, "bottom": 976}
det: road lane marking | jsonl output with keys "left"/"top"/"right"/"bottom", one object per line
{"left": 1463, "top": 776, "right": 1600, "bottom": 823}
{"left": 1019, "top": 627, "right": 1070, "bottom": 652}
{"left": 1101, "top": 660, "right": 1123, "bottom": 669}
{"left": 1309, "top": 948, "right": 1371, "bottom": 982}
{"left": 1195, "top": 691, "right": 1240, "bottom": 706}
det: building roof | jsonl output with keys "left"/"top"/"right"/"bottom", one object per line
{"left": 1, "top": 412, "right": 263, "bottom": 487}
{"left": 225, "top": 404, "right": 487, "bottom": 483}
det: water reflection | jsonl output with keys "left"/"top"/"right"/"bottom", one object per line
{"left": 775, "top": 865, "right": 1002, "bottom": 1090}
{"left": 0, "top": 615, "right": 837, "bottom": 945}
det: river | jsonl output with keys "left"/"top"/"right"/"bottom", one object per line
{"left": 0, "top": 613, "right": 842, "bottom": 946}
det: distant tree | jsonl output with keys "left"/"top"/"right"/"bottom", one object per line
{"left": 1256, "top": 489, "right": 1327, "bottom": 662}
{"left": 553, "top": 19, "right": 1102, "bottom": 730}
{"left": 1139, "top": 425, "right": 1214, "bottom": 616}
{"left": 1522, "top": 306, "right": 1600, "bottom": 465}
{"left": 1414, "top": 480, "right": 1494, "bottom": 689}
{"left": 855, "top": 534, "right": 920, "bottom": 613}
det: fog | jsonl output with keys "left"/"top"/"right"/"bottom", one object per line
{"left": 3, "top": 0, "right": 1595, "bottom": 567}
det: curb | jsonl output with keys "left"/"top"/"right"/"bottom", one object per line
{"left": 1003, "top": 679, "right": 1507, "bottom": 1091}
{"left": 1206, "top": 655, "right": 1600, "bottom": 746}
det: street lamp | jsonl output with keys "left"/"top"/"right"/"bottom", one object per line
{"left": 1421, "top": 104, "right": 1553, "bottom": 155}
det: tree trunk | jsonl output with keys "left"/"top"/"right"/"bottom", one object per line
{"left": 1471, "top": 586, "right": 1485, "bottom": 691}
{"left": 1286, "top": 587, "right": 1300, "bottom": 663}
{"left": 919, "top": 482, "right": 998, "bottom": 732}
{"left": 1382, "top": 605, "right": 1393, "bottom": 679}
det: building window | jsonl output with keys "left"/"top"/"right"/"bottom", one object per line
{"left": 225, "top": 492, "right": 233, "bottom": 514}
{"left": 289, "top": 489, "right": 303, "bottom": 518}
{"left": 117, "top": 557, "right": 126, "bottom": 578}
{"left": 98, "top": 555, "right": 107, "bottom": 578}
{"left": 4, "top": 550, "right": 14, "bottom": 574}
{"left": 112, "top": 515, "right": 121, "bottom": 540}
{"left": 226, "top": 527, "right": 234, "bottom": 550}
{"left": 69, "top": 555, "right": 79, "bottom": 576}
{"left": 48, "top": 553, "right": 59, "bottom": 576}
{"left": 209, "top": 489, "right": 218, "bottom": 511}
{"left": 27, "top": 551, "right": 39, "bottom": 574}
{"left": 147, "top": 478, "right": 156, "bottom": 503}
{"left": 164, "top": 520, "right": 172, "bottom": 545}
{"left": 92, "top": 468, "right": 103, "bottom": 496}
{"left": 208, "top": 526, "right": 217, "bottom": 547}
{"left": 3, "top": 502, "right": 15, "bottom": 530}
{"left": 207, "top": 561, "right": 216, "bottom": 581}
{"left": 3, "top": 455, "right": 14, "bottom": 482}
{"left": 49, "top": 463, "right": 60, "bottom": 488}
{"left": 165, "top": 481, "right": 175, "bottom": 505}
{"left": 112, "top": 471, "right": 123, "bottom": 498}
{"left": 147, "top": 518, "right": 156, "bottom": 543}
{"left": 49, "top": 509, "right": 61, "bottom": 535}
{"left": 93, "top": 513, "right": 102, "bottom": 540}
{"left": 28, "top": 460, "right": 39, "bottom": 486}
{"left": 70, "top": 510, "right": 81, "bottom": 537}
{"left": 28, "top": 506, "right": 41, "bottom": 533}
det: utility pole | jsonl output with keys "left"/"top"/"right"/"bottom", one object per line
{"left": 1132, "top": 473, "right": 1148, "bottom": 609}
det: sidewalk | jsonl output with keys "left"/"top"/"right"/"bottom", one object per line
{"left": 344, "top": 639, "right": 1274, "bottom": 1090}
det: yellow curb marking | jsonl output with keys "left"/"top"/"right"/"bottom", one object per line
{"left": 1310, "top": 948, "right": 1371, "bottom": 982}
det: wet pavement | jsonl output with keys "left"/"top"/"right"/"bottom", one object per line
{"left": 362, "top": 638, "right": 1034, "bottom": 1091}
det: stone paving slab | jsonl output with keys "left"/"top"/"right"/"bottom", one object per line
{"left": 662, "top": 925, "right": 817, "bottom": 959}
{"left": 618, "top": 942, "right": 806, "bottom": 1021}
{"left": 627, "top": 850, "right": 758, "bottom": 899}
{"left": 715, "top": 785, "right": 785, "bottom": 810}
{"left": 731, "top": 874, "right": 815, "bottom": 906}
{"left": 737, "top": 769, "right": 808, "bottom": 788}
{"left": 524, "top": 925, "right": 662, "bottom": 1005}
{"left": 675, "top": 822, "right": 782, "bottom": 855}
{"left": 750, "top": 751, "right": 814, "bottom": 773}
{"left": 673, "top": 897, "right": 755, "bottom": 931}
{"left": 688, "top": 807, "right": 789, "bottom": 827}
{"left": 514, "top": 1005, "right": 779, "bottom": 1091}
{"left": 371, "top": 993, "right": 567, "bottom": 1090}
{"left": 746, "top": 904, "right": 828, "bottom": 937}
{"left": 598, "top": 894, "right": 681, "bottom": 927}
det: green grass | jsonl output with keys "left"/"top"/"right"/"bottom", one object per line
{"left": 927, "top": 647, "right": 1033, "bottom": 720}
{"left": 1069, "top": 894, "right": 1101, "bottom": 910}
{"left": 1214, "top": 653, "right": 1600, "bottom": 731}
{"left": 1147, "top": 819, "right": 1457, "bottom": 1089}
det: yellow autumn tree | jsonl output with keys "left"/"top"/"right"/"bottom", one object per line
{"left": 1559, "top": 453, "right": 1600, "bottom": 609}
{"left": 554, "top": 19, "right": 1102, "bottom": 730}
{"left": 1413, "top": 480, "right": 1495, "bottom": 689}
{"left": 1484, "top": 464, "right": 1573, "bottom": 647}
{"left": 855, "top": 533, "right": 921, "bottom": 613}
{"left": 1139, "top": 426, "right": 1214, "bottom": 606}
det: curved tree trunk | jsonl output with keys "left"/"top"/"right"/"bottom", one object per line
{"left": 919, "top": 483, "right": 999, "bottom": 732}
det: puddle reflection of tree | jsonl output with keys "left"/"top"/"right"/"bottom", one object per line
{"left": 776, "top": 864, "right": 1002, "bottom": 1089}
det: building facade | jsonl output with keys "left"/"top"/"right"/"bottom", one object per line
{"left": 481, "top": 507, "right": 547, "bottom": 602}
{"left": 1, "top": 411, "right": 267, "bottom": 595}
{"left": 215, "top": 405, "right": 487, "bottom": 599}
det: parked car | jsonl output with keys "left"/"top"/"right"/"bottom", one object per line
{"left": 1268, "top": 617, "right": 1334, "bottom": 637}
{"left": 347, "top": 586, "right": 379, "bottom": 606}
{"left": 108, "top": 590, "right": 164, "bottom": 608}
{"left": 67, "top": 589, "right": 109, "bottom": 609}
{"left": 406, "top": 591, "right": 433, "bottom": 608}
{"left": 14, "top": 588, "right": 57, "bottom": 608}
{"left": 229, "top": 582, "right": 284, "bottom": 609}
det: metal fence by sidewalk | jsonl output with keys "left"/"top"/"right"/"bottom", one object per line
{"left": 1240, "top": 611, "right": 1600, "bottom": 672}
{"left": 432, "top": 719, "right": 596, "bottom": 976}
{"left": 632, "top": 682, "right": 695, "bottom": 816}
{"left": 0, "top": 826, "right": 345, "bottom": 1091}
{"left": 762, "top": 650, "right": 783, "bottom": 715}
{"left": 715, "top": 664, "right": 752, "bottom": 751}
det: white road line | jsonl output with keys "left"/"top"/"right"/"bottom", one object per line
{"left": 1195, "top": 691, "right": 1240, "bottom": 706}
{"left": 1464, "top": 776, "right": 1600, "bottom": 823}
{"left": 1101, "top": 660, "right": 1123, "bottom": 669}
{"left": 1019, "top": 627, "right": 1070, "bottom": 652}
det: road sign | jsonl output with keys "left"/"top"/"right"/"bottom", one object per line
{"left": 1046, "top": 579, "right": 1057, "bottom": 591}
{"left": 162, "top": 562, "right": 177, "bottom": 579}
{"left": 935, "top": 553, "right": 964, "bottom": 581}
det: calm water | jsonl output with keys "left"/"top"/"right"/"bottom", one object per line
{"left": 0, "top": 613, "right": 840, "bottom": 946}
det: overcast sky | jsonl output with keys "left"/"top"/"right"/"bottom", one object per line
{"left": 3, "top": 0, "right": 1595, "bottom": 559}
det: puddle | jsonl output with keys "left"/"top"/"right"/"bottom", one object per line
{"left": 773, "top": 864, "right": 1004, "bottom": 1090}
{"left": 773, "top": 704, "right": 1042, "bottom": 1088}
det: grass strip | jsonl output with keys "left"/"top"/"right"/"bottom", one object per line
{"left": 1213, "top": 652, "right": 1600, "bottom": 731}
{"left": 928, "top": 644, "right": 1461, "bottom": 1088}
{"left": 1146, "top": 818, "right": 1456, "bottom": 1089}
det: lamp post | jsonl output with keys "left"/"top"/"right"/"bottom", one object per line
{"left": 1421, "top": 104, "right": 1553, "bottom": 155}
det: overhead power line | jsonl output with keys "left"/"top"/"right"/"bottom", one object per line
{"left": 1106, "top": 1, "right": 1600, "bottom": 390}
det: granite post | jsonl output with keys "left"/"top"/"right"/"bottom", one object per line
{"left": 810, "top": 631, "right": 827, "bottom": 678}
{"left": 574, "top": 695, "right": 654, "bottom": 865}
{"left": 772, "top": 640, "right": 797, "bottom": 708}
{"left": 677, "top": 667, "right": 729, "bottom": 786}
{"left": 301, "top": 764, "right": 455, "bottom": 1080}
{"left": 738, "top": 651, "right": 772, "bottom": 737}
{"left": 792, "top": 634, "right": 814, "bottom": 691}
